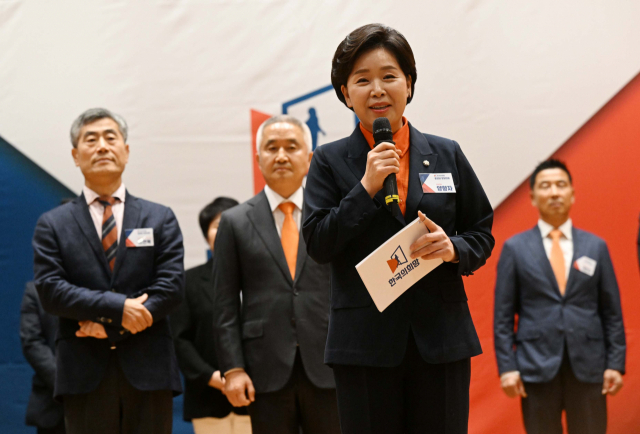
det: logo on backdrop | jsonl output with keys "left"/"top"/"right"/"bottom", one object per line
{"left": 387, "top": 246, "right": 408, "bottom": 273}
{"left": 250, "top": 85, "right": 359, "bottom": 193}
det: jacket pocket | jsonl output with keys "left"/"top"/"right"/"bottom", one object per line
{"left": 331, "top": 289, "right": 373, "bottom": 309}
{"left": 440, "top": 282, "right": 467, "bottom": 302}
{"left": 586, "top": 328, "right": 604, "bottom": 340}
{"left": 515, "top": 329, "right": 541, "bottom": 341}
{"left": 242, "top": 320, "right": 263, "bottom": 340}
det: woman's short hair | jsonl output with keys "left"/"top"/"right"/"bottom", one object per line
{"left": 331, "top": 23, "right": 417, "bottom": 109}
{"left": 198, "top": 197, "right": 239, "bottom": 240}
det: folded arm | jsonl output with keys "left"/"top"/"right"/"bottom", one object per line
{"left": 33, "top": 213, "right": 127, "bottom": 323}
{"left": 134, "top": 207, "right": 185, "bottom": 322}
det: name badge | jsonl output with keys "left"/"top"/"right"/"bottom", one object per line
{"left": 419, "top": 173, "right": 456, "bottom": 193}
{"left": 573, "top": 256, "right": 596, "bottom": 276}
{"left": 125, "top": 228, "right": 154, "bottom": 248}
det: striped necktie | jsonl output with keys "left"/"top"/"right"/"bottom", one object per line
{"left": 98, "top": 197, "right": 120, "bottom": 271}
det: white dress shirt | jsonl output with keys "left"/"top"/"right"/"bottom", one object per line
{"left": 83, "top": 184, "right": 126, "bottom": 242}
{"left": 263, "top": 185, "right": 304, "bottom": 237}
{"left": 538, "top": 218, "right": 573, "bottom": 280}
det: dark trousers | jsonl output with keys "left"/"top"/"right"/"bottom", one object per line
{"left": 522, "top": 349, "right": 607, "bottom": 434}
{"left": 333, "top": 332, "right": 471, "bottom": 434}
{"left": 37, "top": 424, "right": 65, "bottom": 434}
{"left": 63, "top": 353, "right": 173, "bottom": 434}
{"left": 247, "top": 350, "right": 340, "bottom": 434}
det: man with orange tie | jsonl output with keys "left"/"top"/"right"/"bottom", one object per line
{"left": 494, "top": 159, "right": 625, "bottom": 434}
{"left": 32, "top": 108, "right": 184, "bottom": 434}
{"left": 212, "top": 115, "right": 340, "bottom": 434}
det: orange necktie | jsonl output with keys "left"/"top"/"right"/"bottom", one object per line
{"left": 278, "top": 202, "right": 298, "bottom": 279}
{"left": 549, "top": 229, "right": 566, "bottom": 296}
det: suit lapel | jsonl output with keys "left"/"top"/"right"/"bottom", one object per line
{"left": 247, "top": 191, "right": 293, "bottom": 285}
{"left": 345, "top": 127, "right": 368, "bottom": 184}
{"left": 292, "top": 226, "right": 308, "bottom": 286}
{"left": 404, "top": 125, "right": 437, "bottom": 223}
{"left": 563, "top": 227, "right": 581, "bottom": 298}
{"left": 111, "top": 191, "right": 141, "bottom": 282}
{"left": 526, "top": 227, "right": 562, "bottom": 299}
{"left": 71, "top": 194, "right": 111, "bottom": 276}
{"left": 345, "top": 125, "right": 405, "bottom": 226}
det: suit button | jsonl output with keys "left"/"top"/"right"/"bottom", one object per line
{"left": 111, "top": 289, "right": 116, "bottom": 292}
{"left": 291, "top": 318, "right": 296, "bottom": 327}
{"left": 293, "top": 290, "right": 299, "bottom": 296}
{"left": 119, "top": 330, "right": 126, "bottom": 335}
{"left": 106, "top": 318, "right": 113, "bottom": 324}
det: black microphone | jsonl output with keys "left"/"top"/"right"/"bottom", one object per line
{"left": 372, "top": 117, "right": 399, "bottom": 213}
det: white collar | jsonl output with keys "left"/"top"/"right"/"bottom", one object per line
{"left": 263, "top": 185, "right": 304, "bottom": 212}
{"left": 538, "top": 218, "right": 572, "bottom": 240}
{"left": 83, "top": 183, "right": 126, "bottom": 205}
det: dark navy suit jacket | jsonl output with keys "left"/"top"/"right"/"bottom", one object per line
{"left": 494, "top": 226, "right": 626, "bottom": 383}
{"left": 171, "top": 260, "right": 247, "bottom": 420}
{"left": 20, "top": 281, "right": 63, "bottom": 429}
{"left": 302, "top": 124, "right": 495, "bottom": 367}
{"left": 32, "top": 192, "right": 184, "bottom": 397}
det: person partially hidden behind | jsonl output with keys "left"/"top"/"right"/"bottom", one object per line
{"left": 20, "top": 280, "right": 65, "bottom": 434}
{"left": 212, "top": 115, "right": 340, "bottom": 434}
{"left": 494, "top": 159, "right": 626, "bottom": 434}
{"left": 172, "top": 196, "right": 252, "bottom": 434}
{"left": 32, "top": 108, "right": 184, "bottom": 434}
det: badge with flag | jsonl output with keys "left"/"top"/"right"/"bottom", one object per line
{"left": 419, "top": 173, "right": 456, "bottom": 193}
{"left": 125, "top": 228, "right": 154, "bottom": 248}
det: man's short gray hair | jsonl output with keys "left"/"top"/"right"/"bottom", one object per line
{"left": 255, "top": 115, "right": 312, "bottom": 154}
{"left": 70, "top": 108, "right": 128, "bottom": 148}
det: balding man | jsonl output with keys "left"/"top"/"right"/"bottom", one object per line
{"left": 212, "top": 115, "right": 340, "bottom": 434}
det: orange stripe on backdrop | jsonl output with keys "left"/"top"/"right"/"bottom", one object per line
{"left": 467, "top": 72, "right": 640, "bottom": 434}
{"left": 251, "top": 109, "right": 271, "bottom": 194}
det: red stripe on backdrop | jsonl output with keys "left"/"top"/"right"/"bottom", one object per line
{"left": 467, "top": 72, "right": 640, "bottom": 433}
{"left": 251, "top": 109, "right": 272, "bottom": 194}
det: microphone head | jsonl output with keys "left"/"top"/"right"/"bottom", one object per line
{"left": 372, "top": 117, "right": 393, "bottom": 145}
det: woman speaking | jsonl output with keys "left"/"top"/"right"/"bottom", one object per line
{"left": 302, "top": 24, "right": 494, "bottom": 434}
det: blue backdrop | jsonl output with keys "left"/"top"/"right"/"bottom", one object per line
{"left": 0, "top": 136, "right": 192, "bottom": 433}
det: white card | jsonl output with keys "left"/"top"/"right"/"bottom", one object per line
{"left": 419, "top": 173, "right": 456, "bottom": 193}
{"left": 125, "top": 228, "right": 154, "bottom": 248}
{"left": 355, "top": 218, "right": 443, "bottom": 312}
{"left": 573, "top": 256, "right": 596, "bottom": 276}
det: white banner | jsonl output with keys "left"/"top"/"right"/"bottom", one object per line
{"left": 1, "top": 0, "right": 640, "bottom": 267}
